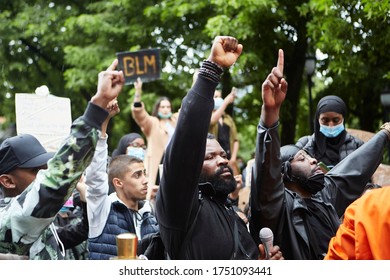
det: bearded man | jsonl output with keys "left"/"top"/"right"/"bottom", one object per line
{"left": 249, "top": 49, "right": 390, "bottom": 260}
{"left": 155, "top": 36, "right": 284, "bottom": 260}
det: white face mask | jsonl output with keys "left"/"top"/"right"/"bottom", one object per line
{"left": 214, "top": 97, "right": 224, "bottom": 110}
{"left": 319, "top": 122, "right": 345, "bottom": 138}
{"left": 126, "top": 147, "right": 145, "bottom": 160}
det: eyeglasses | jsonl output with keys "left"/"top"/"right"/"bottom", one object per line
{"left": 128, "top": 142, "right": 147, "bottom": 150}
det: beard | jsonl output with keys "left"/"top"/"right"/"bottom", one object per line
{"left": 199, "top": 165, "right": 236, "bottom": 196}
{"left": 291, "top": 166, "right": 325, "bottom": 194}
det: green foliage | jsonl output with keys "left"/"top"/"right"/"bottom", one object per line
{"left": 1, "top": 0, "right": 390, "bottom": 163}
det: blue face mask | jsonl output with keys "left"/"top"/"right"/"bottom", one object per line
{"left": 319, "top": 123, "right": 345, "bottom": 138}
{"left": 59, "top": 206, "right": 71, "bottom": 213}
{"left": 158, "top": 112, "right": 172, "bottom": 119}
{"left": 214, "top": 97, "right": 224, "bottom": 110}
{"left": 127, "top": 147, "right": 146, "bottom": 160}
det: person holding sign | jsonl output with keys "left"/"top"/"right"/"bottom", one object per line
{"left": 0, "top": 59, "right": 125, "bottom": 259}
{"left": 131, "top": 78, "right": 178, "bottom": 199}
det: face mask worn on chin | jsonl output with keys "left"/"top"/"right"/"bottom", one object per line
{"left": 293, "top": 172, "right": 325, "bottom": 194}
{"left": 158, "top": 112, "right": 172, "bottom": 119}
{"left": 127, "top": 147, "right": 145, "bottom": 161}
{"left": 319, "top": 123, "right": 345, "bottom": 138}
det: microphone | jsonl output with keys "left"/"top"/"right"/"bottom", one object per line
{"left": 259, "top": 227, "right": 273, "bottom": 260}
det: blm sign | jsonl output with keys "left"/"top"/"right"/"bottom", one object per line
{"left": 116, "top": 48, "right": 161, "bottom": 84}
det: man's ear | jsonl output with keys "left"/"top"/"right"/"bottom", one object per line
{"left": 0, "top": 174, "right": 16, "bottom": 189}
{"left": 112, "top": 177, "right": 123, "bottom": 189}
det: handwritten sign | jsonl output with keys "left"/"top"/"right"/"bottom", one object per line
{"left": 15, "top": 93, "right": 72, "bottom": 152}
{"left": 116, "top": 48, "right": 161, "bottom": 84}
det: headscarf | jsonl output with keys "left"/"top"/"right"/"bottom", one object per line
{"left": 280, "top": 144, "right": 325, "bottom": 194}
{"left": 280, "top": 144, "right": 301, "bottom": 182}
{"left": 313, "top": 95, "right": 347, "bottom": 165}
{"left": 111, "top": 133, "right": 144, "bottom": 157}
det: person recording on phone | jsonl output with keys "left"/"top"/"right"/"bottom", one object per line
{"left": 155, "top": 36, "right": 283, "bottom": 260}
{"left": 249, "top": 49, "right": 390, "bottom": 259}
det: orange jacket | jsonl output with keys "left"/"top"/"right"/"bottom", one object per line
{"left": 325, "top": 187, "right": 390, "bottom": 260}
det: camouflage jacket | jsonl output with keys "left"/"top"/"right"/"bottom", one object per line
{"left": 0, "top": 102, "right": 107, "bottom": 259}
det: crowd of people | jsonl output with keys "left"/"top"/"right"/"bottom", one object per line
{"left": 1, "top": 35, "right": 390, "bottom": 261}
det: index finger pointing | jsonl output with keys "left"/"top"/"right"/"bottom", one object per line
{"left": 106, "top": 59, "right": 119, "bottom": 71}
{"left": 277, "top": 49, "right": 284, "bottom": 74}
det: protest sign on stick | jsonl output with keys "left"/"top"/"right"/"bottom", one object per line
{"left": 116, "top": 48, "right": 161, "bottom": 84}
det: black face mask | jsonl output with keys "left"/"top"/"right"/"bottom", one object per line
{"left": 293, "top": 173, "right": 325, "bottom": 194}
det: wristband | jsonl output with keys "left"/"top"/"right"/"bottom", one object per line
{"left": 133, "top": 102, "right": 142, "bottom": 108}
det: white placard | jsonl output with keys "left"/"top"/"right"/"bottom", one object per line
{"left": 15, "top": 93, "right": 72, "bottom": 152}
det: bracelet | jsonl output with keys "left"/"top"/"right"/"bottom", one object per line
{"left": 198, "top": 60, "right": 224, "bottom": 83}
{"left": 133, "top": 102, "right": 142, "bottom": 108}
{"left": 198, "top": 68, "right": 220, "bottom": 83}
{"left": 204, "top": 60, "right": 224, "bottom": 73}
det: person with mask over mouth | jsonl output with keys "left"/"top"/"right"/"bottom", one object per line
{"left": 85, "top": 100, "right": 158, "bottom": 260}
{"left": 131, "top": 78, "right": 178, "bottom": 199}
{"left": 209, "top": 88, "right": 240, "bottom": 175}
{"left": 249, "top": 49, "right": 390, "bottom": 259}
{"left": 296, "top": 95, "right": 365, "bottom": 170}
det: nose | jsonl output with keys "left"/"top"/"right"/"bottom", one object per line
{"left": 216, "top": 155, "right": 229, "bottom": 166}
{"left": 309, "top": 156, "right": 317, "bottom": 165}
{"left": 143, "top": 174, "right": 149, "bottom": 185}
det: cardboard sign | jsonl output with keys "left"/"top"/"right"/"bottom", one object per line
{"left": 116, "top": 48, "right": 161, "bottom": 84}
{"left": 15, "top": 93, "right": 72, "bottom": 152}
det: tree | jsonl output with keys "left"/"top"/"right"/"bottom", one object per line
{"left": 1, "top": 0, "right": 390, "bottom": 161}
{"left": 305, "top": 0, "right": 390, "bottom": 131}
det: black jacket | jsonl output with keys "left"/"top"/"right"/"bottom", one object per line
{"left": 249, "top": 121, "right": 387, "bottom": 259}
{"left": 155, "top": 75, "right": 258, "bottom": 260}
{"left": 296, "top": 132, "right": 365, "bottom": 167}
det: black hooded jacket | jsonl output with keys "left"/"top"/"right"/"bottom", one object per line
{"left": 249, "top": 120, "right": 387, "bottom": 259}
{"left": 155, "top": 75, "right": 258, "bottom": 260}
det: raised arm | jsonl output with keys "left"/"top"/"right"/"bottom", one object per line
{"left": 85, "top": 99, "right": 120, "bottom": 238}
{"left": 4, "top": 59, "right": 124, "bottom": 250}
{"left": 260, "top": 49, "right": 287, "bottom": 127}
{"left": 157, "top": 36, "right": 243, "bottom": 229}
{"left": 250, "top": 50, "right": 288, "bottom": 242}
{"left": 210, "top": 88, "right": 236, "bottom": 124}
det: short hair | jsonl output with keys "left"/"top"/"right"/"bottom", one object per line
{"left": 108, "top": 155, "right": 143, "bottom": 189}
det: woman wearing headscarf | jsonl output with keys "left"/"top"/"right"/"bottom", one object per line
{"left": 296, "top": 95, "right": 365, "bottom": 170}
{"left": 111, "top": 132, "right": 146, "bottom": 159}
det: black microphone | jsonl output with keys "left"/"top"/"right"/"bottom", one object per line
{"left": 259, "top": 227, "right": 273, "bottom": 260}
